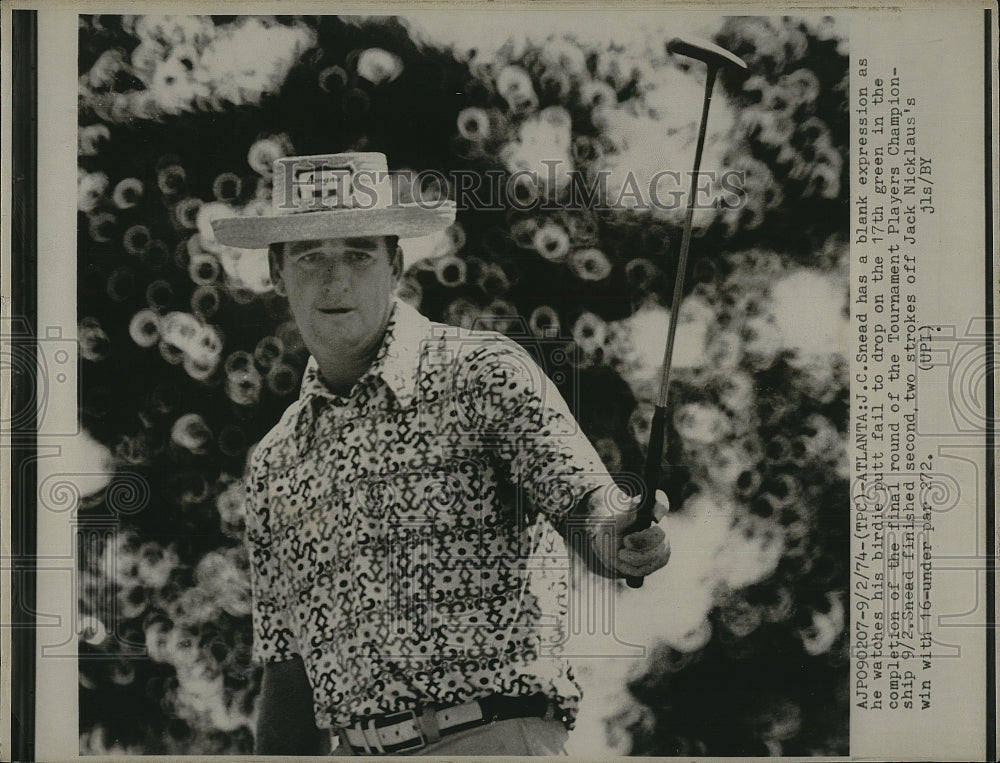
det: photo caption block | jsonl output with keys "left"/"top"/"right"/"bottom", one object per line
{"left": 850, "top": 9, "right": 989, "bottom": 760}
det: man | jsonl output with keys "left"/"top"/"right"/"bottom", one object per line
{"left": 214, "top": 152, "right": 671, "bottom": 756}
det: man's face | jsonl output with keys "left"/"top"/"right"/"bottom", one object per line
{"left": 269, "top": 236, "right": 402, "bottom": 361}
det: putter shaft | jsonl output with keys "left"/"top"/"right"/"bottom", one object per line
{"left": 624, "top": 63, "right": 721, "bottom": 590}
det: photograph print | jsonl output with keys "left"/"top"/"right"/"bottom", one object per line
{"left": 73, "top": 11, "right": 850, "bottom": 757}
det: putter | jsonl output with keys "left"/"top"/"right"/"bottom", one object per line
{"left": 625, "top": 37, "right": 747, "bottom": 589}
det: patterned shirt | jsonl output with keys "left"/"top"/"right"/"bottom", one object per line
{"left": 244, "top": 299, "right": 616, "bottom": 731}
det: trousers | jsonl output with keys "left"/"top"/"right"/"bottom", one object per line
{"left": 332, "top": 717, "right": 570, "bottom": 756}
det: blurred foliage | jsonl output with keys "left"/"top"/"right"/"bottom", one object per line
{"left": 77, "top": 13, "right": 848, "bottom": 756}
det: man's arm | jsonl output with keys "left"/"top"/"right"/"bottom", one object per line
{"left": 244, "top": 448, "right": 328, "bottom": 755}
{"left": 457, "top": 338, "right": 671, "bottom": 578}
{"left": 255, "top": 656, "right": 326, "bottom": 755}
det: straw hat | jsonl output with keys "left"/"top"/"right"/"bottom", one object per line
{"left": 212, "top": 152, "right": 456, "bottom": 249}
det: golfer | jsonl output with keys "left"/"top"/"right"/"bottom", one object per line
{"left": 214, "top": 152, "right": 671, "bottom": 756}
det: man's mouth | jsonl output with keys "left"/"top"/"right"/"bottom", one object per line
{"left": 318, "top": 307, "right": 354, "bottom": 315}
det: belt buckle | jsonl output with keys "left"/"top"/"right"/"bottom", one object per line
{"left": 375, "top": 707, "right": 426, "bottom": 754}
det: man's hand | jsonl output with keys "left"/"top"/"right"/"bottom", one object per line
{"left": 575, "top": 487, "right": 671, "bottom": 579}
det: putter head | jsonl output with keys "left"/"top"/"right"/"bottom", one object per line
{"left": 667, "top": 36, "right": 748, "bottom": 71}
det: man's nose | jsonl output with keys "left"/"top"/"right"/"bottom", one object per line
{"left": 319, "top": 259, "right": 351, "bottom": 289}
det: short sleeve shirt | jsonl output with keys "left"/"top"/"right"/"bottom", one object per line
{"left": 244, "top": 299, "right": 615, "bottom": 731}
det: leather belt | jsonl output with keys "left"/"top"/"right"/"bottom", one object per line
{"left": 335, "top": 693, "right": 556, "bottom": 755}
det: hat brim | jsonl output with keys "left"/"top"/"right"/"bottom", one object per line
{"left": 212, "top": 202, "right": 456, "bottom": 249}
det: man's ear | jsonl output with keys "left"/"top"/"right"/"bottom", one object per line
{"left": 268, "top": 249, "right": 287, "bottom": 297}
{"left": 390, "top": 245, "right": 404, "bottom": 280}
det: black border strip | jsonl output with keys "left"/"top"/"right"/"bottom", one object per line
{"left": 987, "top": 7, "right": 997, "bottom": 763}
{"left": 985, "top": 9, "right": 996, "bottom": 763}
{"left": 11, "top": 9, "right": 38, "bottom": 763}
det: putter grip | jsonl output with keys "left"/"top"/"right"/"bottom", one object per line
{"left": 625, "top": 407, "right": 666, "bottom": 588}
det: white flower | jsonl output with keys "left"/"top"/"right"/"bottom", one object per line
{"left": 150, "top": 45, "right": 209, "bottom": 114}
{"left": 247, "top": 134, "right": 292, "bottom": 176}
{"left": 771, "top": 268, "right": 849, "bottom": 360}
{"left": 502, "top": 108, "right": 574, "bottom": 193}
{"left": 215, "top": 481, "right": 245, "bottom": 527}
{"left": 195, "top": 201, "right": 238, "bottom": 254}
{"left": 457, "top": 107, "right": 491, "bottom": 142}
{"left": 130, "top": 40, "right": 166, "bottom": 84}
{"left": 571, "top": 311, "right": 607, "bottom": 354}
{"left": 496, "top": 65, "right": 537, "bottom": 112}
{"left": 594, "top": 62, "right": 735, "bottom": 224}
{"left": 199, "top": 18, "right": 315, "bottom": 107}
{"left": 356, "top": 47, "right": 404, "bottom": 85}
{"left": 800, "top": 593, "right": 845, "bottom": 655}
{"left": 674, "top": 402, "right": 732, "bottom": 446}
{"left": 112, "top": 177, "right": 144, "bottom": 209}
{"left": 88, "top": 48, "right": 127, "bottom": 89}
{"left": 532, "top": 221, "right": 570, "bottom": 262}
{"left": 539, "top": 38, "right": 588, "bottom": 79}
{"left": 171, "top": 412, "right": 212, "bottom": 453}
{"left": 160, "top": 311, "right": 203, "bottom": 355}
{"left": 580, "top": 78, "right": 617, "bottom": 110}
{"left": 528, "top": 305, "right": 560, "bottom": 337}
{"left": 77, "top": 171, "right": 109, "bottom": 213}
{"left": 135, "top": 14, "right": 214, "bottom": 48}
{"left": 225, "top": 366, "right": 263, "bottom": 406}
{"left": 79, "top": 124, "right": 111, "bottom": 156}
{"left": 187, "top": 324, "right": 224, "bottom": 366}
{"left": 231, "top": 253, "right": 273, "bottom": 293}
{"left": 137, "top": 541, "right": 180, "bottom": 589}
{"left": 129, "top": 309, "right": 161, "bottom": 348}
{"left": 173, "top": 196, "right": 202, "bottom": 229}
{"left": 742, "top": 315, "right": 783, "bottom": 369}
{"left": 605, "top": 296, "right": 713, "bottom": 399}
{"left": 78, "top": 318, "right": 110, "bottom": 362}
{"left": 567, "top": 248, "right": 612, "bottom": 282}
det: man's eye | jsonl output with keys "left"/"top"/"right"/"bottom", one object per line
{"left": 298, "top": 252, "right": 322, "bottom": 264}
{"left": 347, "top": 251, "right": 373, "bottom": 264}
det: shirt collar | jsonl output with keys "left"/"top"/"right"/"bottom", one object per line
{"left": 296, "top": 298, "right": 429, "bottom": 418}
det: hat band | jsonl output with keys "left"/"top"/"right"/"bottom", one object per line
{"left": 272, "top": 154, "right": 394, "bottom": 215}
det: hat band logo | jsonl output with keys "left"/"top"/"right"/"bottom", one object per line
{"left": 278, "top": 159, "right": 358, "bottom": 213}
